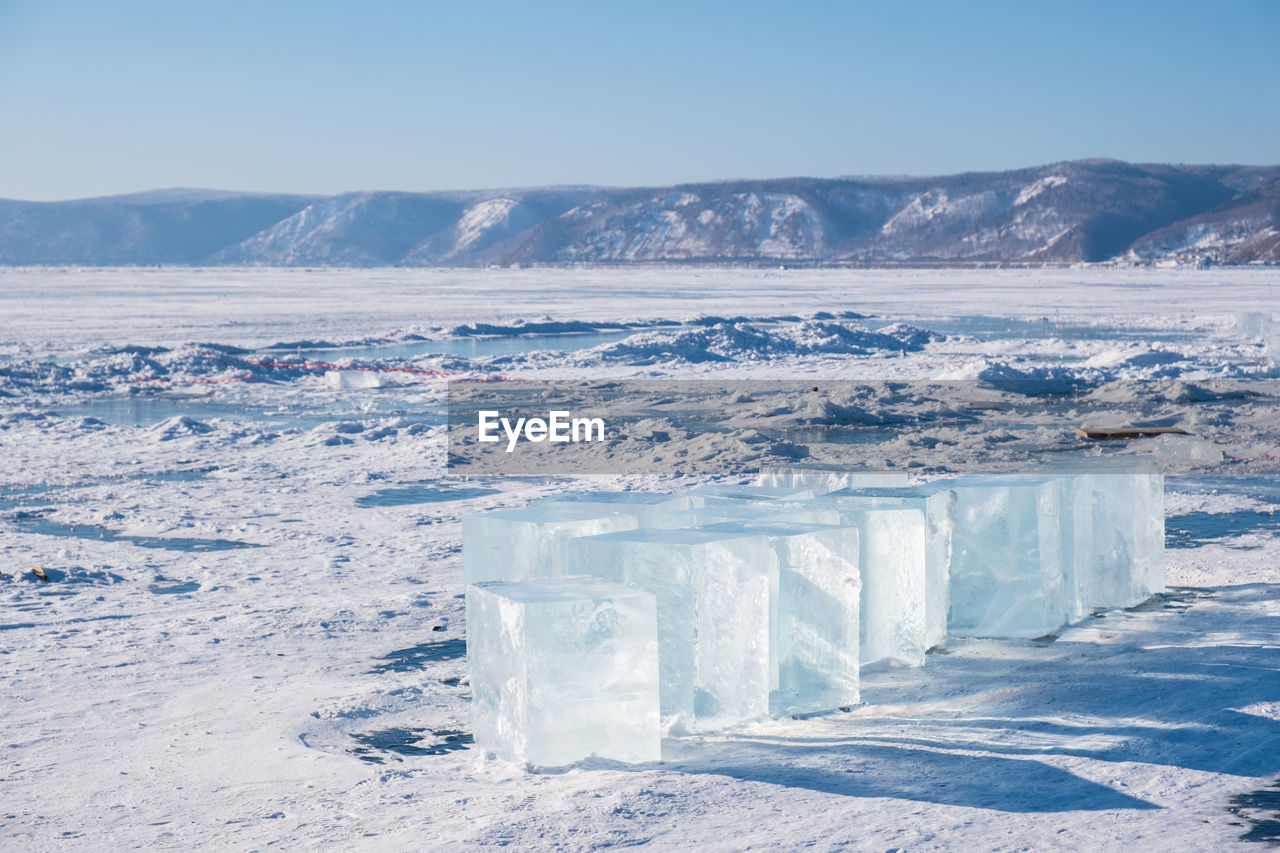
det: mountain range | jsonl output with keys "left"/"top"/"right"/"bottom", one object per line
{"left": 2, "top": 160, "right": 1277, "bottom": 267}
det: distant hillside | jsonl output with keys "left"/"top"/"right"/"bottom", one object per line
{"left": 3, "top": 160, "right": 1277, "bottom": 267}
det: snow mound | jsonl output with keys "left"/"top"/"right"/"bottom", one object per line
{"left": 448, "top": 319, "right": 624, "bottom": 337}
{"left": 584, "top": 324, "right": 777, "bottom": 364}
{"left": 582, "top": 320, "right": 940, "bottom": 365}
{"left": 958, "top": 360, "right": 1092, "bottom": 394}
{"left": 151, "top": 416, "right": 214, "bottom": 439}
{"left": 1083, "top": 347, "right": 1187, "bottom": 369}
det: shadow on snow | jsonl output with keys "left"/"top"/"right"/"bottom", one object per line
{"left": 369, "top": 638, "right": 467, "bottom": 674}
{"left": 658, "top": 584, "right": 1280, "bottom": 814}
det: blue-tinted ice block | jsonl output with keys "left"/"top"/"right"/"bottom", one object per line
{"left": 650, "top": 502, "right": 784, "bottom": 530}
{"left": 467, "top": 575, "right": 660, "bottom": 767}
{"left": 567, "top": 527, "right": 775, "bottom": 732}
{"left": 1035, "top": 458, "right": 1164, "bottom": 609}
{"left": 833, "top": 506, "right": 925, "bottom": 667}
{"left": 757, "top": 463, "right": 909, "bottom": 496}
{"left": 944, "top": 474, "right": 1075, "bottom": 639}
{"left": 647, "top": 496, "right": 839, "bottom": 533}
{"left": 701, "top": 521, "right": 861, "bottom": 715}
{"left": 825, "top": 484, "right": 956, "bottom": 650}
{"left": 687, "top": 484, "right": 816, "bottom": 505}
{"left": 462, "top": 503, "right": 639, "bottom": 585}
{"left": 537, "top": 491, "right": 693, "bottom": 528}
{"left": 732, "top": 502, "right": 926, "bottom": 668}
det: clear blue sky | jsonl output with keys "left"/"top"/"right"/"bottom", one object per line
{"left": 1, "top": 0, "right": 1277, "bottom": 200}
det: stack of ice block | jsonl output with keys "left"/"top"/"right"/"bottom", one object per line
{"left": 468, "top": 575, "right": 661, "bottom": 767}
{"left": 566, "top": 528, "right": 775, "bottom": 732}
{"left": 943, "top": 474, "right": 1076, "bottom": 639}
{"left": 824, "top": 484, "right": 956, "bottom": 650}
{"left": 649, "top": 495, "right": 925, "bottom": 668}
{"left": 462, "top": 502, "right": 639, "bottom": 585}
{"left": 756, "top": 463, "right": 909, "bottom": 495}
{"left": 462, "top": 462, "right": 1166, "bottom": 767}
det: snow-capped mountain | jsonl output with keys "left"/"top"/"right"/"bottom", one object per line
{"left": 2, "top": 160, "right": 1277, "bottom": 266}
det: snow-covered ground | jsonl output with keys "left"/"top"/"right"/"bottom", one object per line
{"left": 2, "top": 267, "right": 1279, "bottom": 850}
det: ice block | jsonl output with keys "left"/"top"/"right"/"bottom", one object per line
{"left": 737, "top": 502, "right": 926, "bottom": 667}
{"left": 537, "top": 490, "right": 693, "bottom": 528}
{"left": 702, "top": 521, "right": 861, "bottom": 715}
{"left": 650, "top": 502, "right": 783, "bottom": 530}
{"left": 324, "top": 369, "right": 383, "bottom": 389}
{"left": 944, "top": 474, "right": 1075, "bottom": 639}
{"left": 825, "top": 484, "right": 956, "bottom": 650}
{"left": 467, "top": 575, "right": 660, "bottom": 767}
{"left": 686, "top": 484, "right": 817, "bottom": 505}
{"left": 1236, "top": 311, "right": 1272, "bottom": 340}
{"left": 462, "top": 503, "right": 639, "bottom": 585}
{"left": 567, "top": 528, "right": 775, "bottom": 732}
{"left": 1035, "top": 458, "right": 1164, "bottom": 610}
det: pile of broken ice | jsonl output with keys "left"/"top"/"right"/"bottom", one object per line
{"left": 463, "top": 460, "right": 1164, "bottom": 767}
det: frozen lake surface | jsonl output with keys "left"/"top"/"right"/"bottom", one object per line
{"left": 2, "top": 267, "right": 1279, "bottom": 850}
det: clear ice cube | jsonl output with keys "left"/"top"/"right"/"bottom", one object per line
{"left": 467, "top": 575, "right": 660, "bottom": 767}
{"left": 944, "top": 474, "right": 1075, "bottom": 639}
{"left": 462, "top": 503, "right": 639, "bottom": 585}
{"left": 736, "top": 502, "right": 927, "bottom": 667}
{"left": 567, "top": 528, "right": 775, "bottom": 732}
{"left": 825, "top": 484, "right": 955, "bottom": 650}
{"left": 537, "top": 491, "right": 693, "bottom": 528}
{"left": 1236, "top": 311, "right": 1272, "bottom": 340}
{"left": 701, "top": 520, "right": 861, "bottom": 715}
{"left": 1035, "top": 458, "right": 1164, "bottom": 610}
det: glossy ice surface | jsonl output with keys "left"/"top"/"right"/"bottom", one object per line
{"left": 462, "top": 502, "right": 639, "bottom": 585}
{"left": 467, "top": 575, "right": 660, "bottom": 767}
{"left": 568, "top": 527, "right": 775, "bottom": 732}
{"left": 703, "top": 521, "right": 861, "bottom": 715}
{"left": 537, "top": 491, "right": 694, "bottom": 528}
{"left": 945, "top": 475, "right": 1075, "bottom": 639}
{"left": 827, "top": 484, "right": 956, "bottom": 650}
